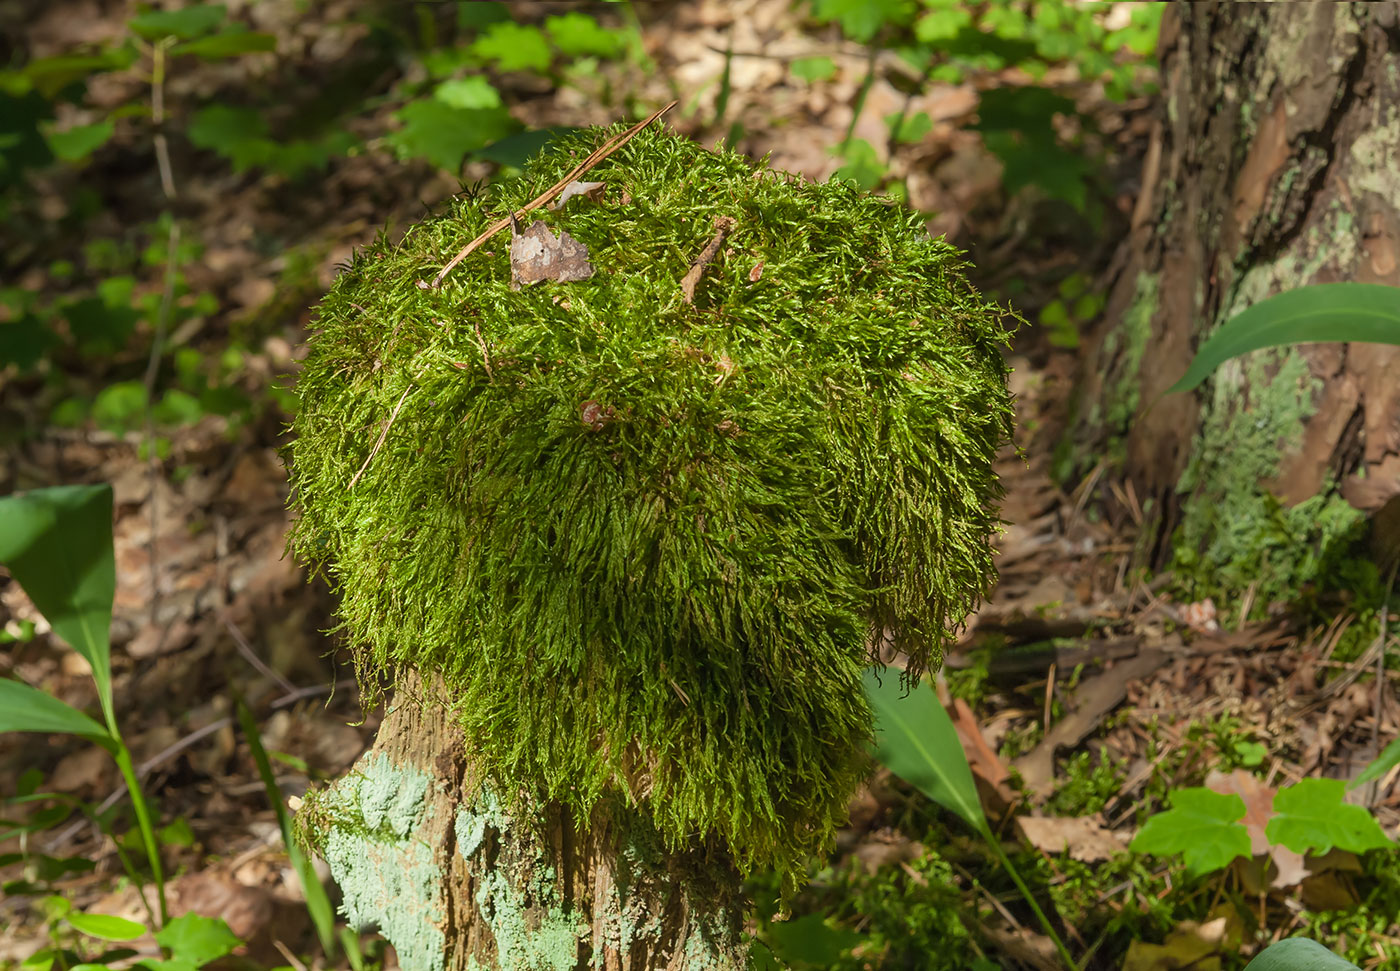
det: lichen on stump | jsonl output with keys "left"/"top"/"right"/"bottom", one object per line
{"left": 287, "top": 124, "right": 1015, "bottom": 882}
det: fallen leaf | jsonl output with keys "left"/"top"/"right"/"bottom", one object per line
{"left": 509, "top": 217, "right": 594, "bottom": 288}
{"left": 949, "top": 696, "right": 1017, "bottom": 815}
{"left": 1205, "top": 769, "right": 1309, "bottom": 888}
{"left": 549, "top": 180, "right": 606, "bottom": 209}
{"left": 749, "top": 261, "right": 764, "bottom": 281}
{"left": 1017, "top": 814, "right": 1128, "bottom": 862}
{"left": 1122, "top": 918, "right": 1226, "bottom": 971}
{"left": 680, "top": 215, "right": 737, "bottom": 304}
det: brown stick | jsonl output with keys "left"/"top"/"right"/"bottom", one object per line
{"left": 431, "top": 101, "right": 678, "bottom": 289}
{"left": 680, "top": 215, "right": 737, "bottom": 304}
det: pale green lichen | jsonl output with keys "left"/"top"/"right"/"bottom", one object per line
{"left": 1350, "top": 105, "right": 1400, "bottom": 204}
{"left": 473, "top": 867, "right": 585, "bottom": 971}
{"left": 1099, "top": 271, "right": 1158, "bottom": 451}
{"left": 316, "top": 754, "right": 447, "bottom": 971}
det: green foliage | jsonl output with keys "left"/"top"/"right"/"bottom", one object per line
{"left": 1266, "top": 779, "right": 1393, "bottom": 857}
{"left": 1164, "top": 283, "right": 1400, "bottom": 396}
{"left": 863, "top": 668, "right": 1078, "bottom": 968}
{"left": 1244, "top": 938, "right": 1362, "bottom": 971}
{"left": 288, "top": 125, "right": 1015, "bottom": 883}
{"left": 1038, "top": 271, "right": 1105, "bottom": 349}
{"left": 1130, "top": 787, "right": 1253, "bottom": 877}
{"left": 1045, "top": 749, "right": 1124, "bottom": 816}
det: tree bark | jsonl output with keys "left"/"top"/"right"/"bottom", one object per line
{"left": 1071, "top": 1, "right": 1400, "bottom": 586}
{"left": 294, "top": 672, "right": 744, "bottom": 971}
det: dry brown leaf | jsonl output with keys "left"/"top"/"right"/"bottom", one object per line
{"left": 1205, "top": 769, "right": 1309, "bottom": 889}
{"left": 1122, "top": 918, "right": 1227, "bottom": 971}
{"left": 509, "top": 218, "right": 594, "bottom": 288}
{"left": 549, "top": 180, "right": 606, "bottom": 210}
{"left": 949, "top": 696, "right": 1017, "bottom": 814}
{"left": 1016, "top": 814, "right": 1128, "bottom": 862}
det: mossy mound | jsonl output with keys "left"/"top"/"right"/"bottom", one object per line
{"left": 287, "top": 124, "right": 1014, "bottom": 880}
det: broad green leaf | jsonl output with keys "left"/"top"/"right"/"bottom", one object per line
{"left": 765, "top": 913, "right": 864, "bottom": 967}
{"left": 0, "top": 679, "right": 110, "bottom": 745}
{"left": 45, "top": 119, "right": 114, "bottom": 162}
{"left": 0, "top": 313, "right": 59, "bottom": 370}
{"left": 473, "top": 126, "right": 573, "bottom": 168}
{"left": 19, "top": 948, "right": 56, "bottom": 971}
{"left": 186, "top": 105, "right": 271, "bottom": 171}
{"left": 63, "top": 295, "right": 140, "bottom": 355}
{"left": 884, "top": 109, "right": 932, "bottom": 144}
{"left": 128, "top": 4, "right": 226, "bottom": 40}
{"left": 155, "top": 913, "right": 241, "bottom": 966}
{"left": 1130, "top": 787, "right": 1251, "bottom": 876}
{"left": 433, "top": 76, "right": 501, "bottom": 111}
{"left": 862, "top": 668, "right": 986, "bottom": 834}
{"left": 92, "top": 381, "right": 149, "bottom": 436}
{"left": 1353, "top": 736, "right": 1400, "bottom": 787}
{"left": 545, "top": 12, "right": 624, "bottom": 59}
{"left": 1265, "top": 778, "right": 1393, "bottom": 855}
{"left": 915, "top": 5, "right": 972, "bottom": 42}
{"left": 790, "top": 56, "right": 836, "bottom": 82}
{"left": 20, "top": 50, "right": 138, "bottom": 98}
{"left": 1165, "top": 283, "right": 1400, "bottom": 395}
{"left": 0, "top": 485, "right": 116, "bottom": 713}
{"left": 66, "top": 912, "right": 147, "bottom": 941}
{"left": 387, "top": 101, "right": 516, "bottom": 172}
{"left": 471, "top": 22, "right": 552, "bottom": 73}
{"left": 1243, "top": 937, "right": 1362, "bottom": 971}
{"left": 171, "top": 30, "right": 276, "bottom": 59}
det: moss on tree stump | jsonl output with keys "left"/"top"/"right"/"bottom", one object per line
{"left": 287, "top": 124, "right": 1015, "bottom": 885}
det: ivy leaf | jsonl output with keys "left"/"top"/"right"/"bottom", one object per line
{"left": 811, "top": 0, "right": 914, "bottom": 43}
{"left": 471, "top": 22, "right": 552, "bottom": 73}
{"left": 128, "top": 3, "right": 226, "bottom": 41}
{"left": 545, "top": 12, "right": 624, "bottom": 59}
{"left": 1130, "top": 787, "right": 1251, "bottom": 876}
{"left": 1265, "top": 778, "right": 1393, "bottom": 856}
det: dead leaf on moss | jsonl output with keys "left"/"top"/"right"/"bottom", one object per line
{"left": 549, "top": 180, "right": 606, "bottom": 209}
{"left": 1122, "top": 918, "right": 1227, "bottom": 971}
{"left": 509, "top": 216, "right": 594, "bottom": 288}
{"left": 680, "top": 215, "right": 737, "bottom": 303}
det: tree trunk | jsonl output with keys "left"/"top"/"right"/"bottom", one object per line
{"left": 1071, "top": 1, "right": 1400, "bottom": 601}
{"left": 293, "top": 672, "right": 744, "bottom": 971}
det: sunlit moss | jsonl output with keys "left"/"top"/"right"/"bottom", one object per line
{"left": 286, "top": 124, "right": 1015, "bottom": 882}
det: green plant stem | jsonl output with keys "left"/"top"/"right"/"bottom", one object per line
{"left": 982, "top": 826, "right": 1079, "bottom": 971}
{"left": 111, "top": 741, "right": 167, "bottom": 926}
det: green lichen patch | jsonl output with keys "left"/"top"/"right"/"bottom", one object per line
{"left": 304, "top": 754, "right": 447, "bottom": 971}
{"left": 287, "top": 124, "right": 1015, "bottom": 881}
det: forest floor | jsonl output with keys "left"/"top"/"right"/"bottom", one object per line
{"left": 2, "top": 2, "right": 1398, "bottom": 970}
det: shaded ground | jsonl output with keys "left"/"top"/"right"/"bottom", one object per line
{"left": 3, "top": 1, "right": 1398, "bottom": 969}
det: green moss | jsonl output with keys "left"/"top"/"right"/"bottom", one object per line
{"left": 287, "top": 124, "right": 1015, "bottom": 882}
{"left": 1102, "top": 271, "right": 1156, "bottom": 439}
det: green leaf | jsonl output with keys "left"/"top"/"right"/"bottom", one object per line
{"left": 18, "top": 946, "right": 56, "bottom": 970}
{"left": 471, "top": 22, "right": 552, "bottom": 73}
{"left": 128, "top": 4, "right": 226, "bottom": 40}
{"left": 812, "top": 0, "right": 915, "bottom": 42}
{"left": 0, "top": 679, "right": 110, "bottom": 744}
{"left": 1164, "top": 283, "right": 1400, "bottom": 396}
{"left": 789, "top": 56, "right": 836, "bottom": 82}
{"left": 0, "top": 484, "right": 117, "bottom": 713}
{"left": 66, "top": 912, "right": 146, "bottom": 942}
{"left": 387, "top": 101, "right": 516, "bottom": 172}
{"left": 545, "top": 12, "right": 624, "bottom": 59}
{"left": 473, "top": 126, "right": 573, "bottom": 168}
{"left": 186, "top": 105, "right": 271, "bottom": 171}
{"left": 155, "top": 914, "right": 241, "bottom": 966}
{"left": 883, "top": 110, "right": 932, "bottom": 144}
{"left": 830, "top": 138, "right": 885, "bottom": 191}
{"left": 433, "top": 76, "right": 501, "bottom": 111}
{"left": 45, "top": 120, "right": 114, "bottom": 162}
{"left": 1354, "top": 736, "right": 1400, "bottom": 787}
{"left": 63, "top": 295, "right": 140, "bottom": 356}
{"left": 92, "top": 380, "right": 149, "bottom": 436}
{"left": 862, "top": 668, "right": 986, "bottom": 834}
{"left": 170, "top": 30, "right": 275, "bottom": 59}
{"left": 0, "top": 314, "right": 59, "bottom": 370}
{"left": 765, "top": 913, "right": 864, "bottom": 967}
{"left": 20, "top": 50, "right": 138, "bottom": 99}
{"left": 1265, "top": 778, "right": 1393, "bottom": 856}
{"left": 1130, "top": 787, "right": 1251, "bottom": 876}
{"left": 1243, "top": 938, "right": 1362, "bottom": 971}
{"left": 915, "top": 5, "right": 972, "bottom": 42}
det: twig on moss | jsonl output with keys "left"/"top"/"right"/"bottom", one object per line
{"left": 348, "top": 375, "right": 419, "bottom": 490}
{"left": 431, "top": 100, "right": 678, "bottom": 288}
{"left": 473, "top": 319, "right": 494, "bottom": 381}
{"left": 680, "top": 215, "right": 737, "bottom": 303}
